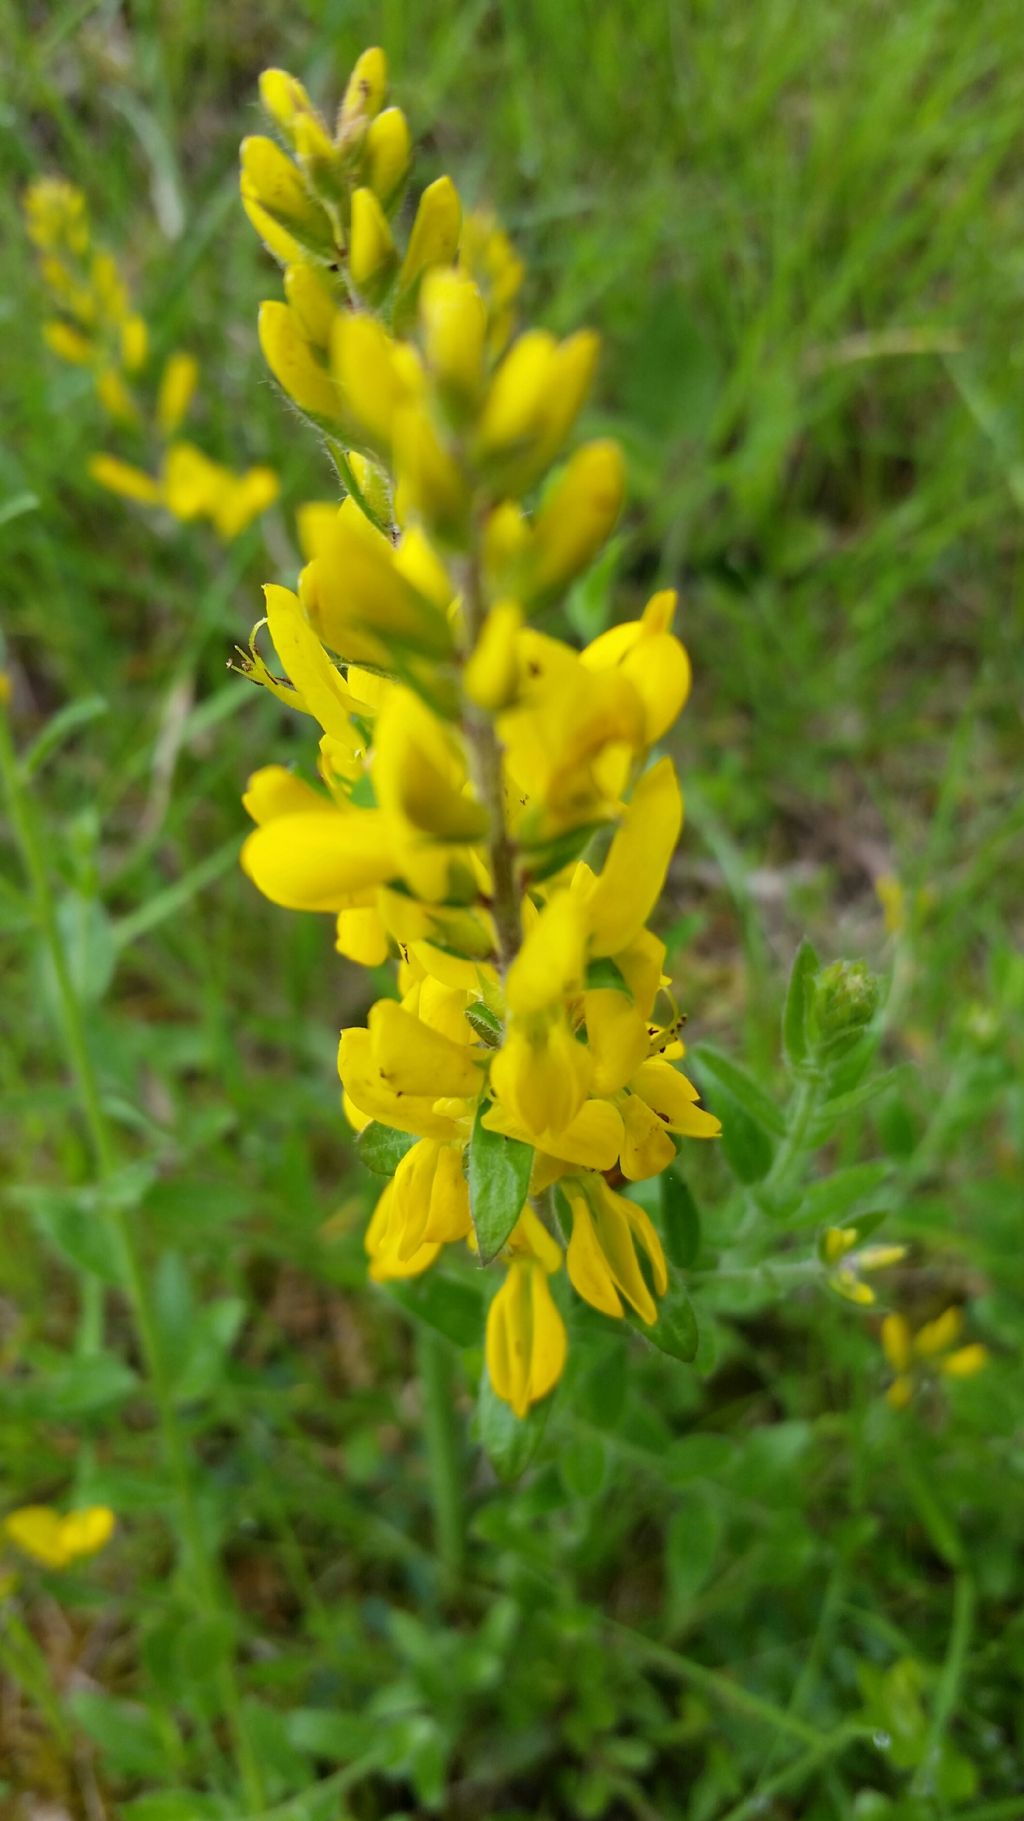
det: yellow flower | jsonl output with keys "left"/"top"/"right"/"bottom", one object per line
{"left": 486, "top": 1233, "right": 567, "bottom": 1419}
{"left": 881, "top": 1306, "right": 988, "bottom": 1407}
{"left": 564, "top": 1178, "right": 668, "bottom": 1325}
{"left": 157, "top": 351, "right": 199, "bottom": 436}
{"left": 4, "top": 1505, "right": 115, "bottom": 1570}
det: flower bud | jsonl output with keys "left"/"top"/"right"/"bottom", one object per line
{"left": 258, "top": 300, "right": 343, "bottom": 423}
{"left": 812, "top": 960, "right": 880, "bottom": 1057}
{"left": 349, "top": 186, "right": 397, "bottom": 301}
{"left": 527, "top": 440, "right": 625, "bottom": 600}
{"left": 364, "top": 107, "right": 411, "bottom": 209}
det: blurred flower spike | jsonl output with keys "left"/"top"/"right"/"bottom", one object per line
{"left": 4, "top": 1504, "right": 116, "bottom": 1571}
{"left": 822, "top": 1224, "right": 907, "bottom": 1306}
{"left": 235, "top": 47, "right": 721, "bottom": 1419}
{"left": 23, "top": 177, "right": 279, "bottom": 542}
{"left": 881, "top": 1308, "right": 988, "bottom": 1409}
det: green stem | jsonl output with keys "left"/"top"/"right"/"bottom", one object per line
{"left": 911, "top": 1571, "right": 975, "bottom": 1797}
{"left": 417, "top": 1325, "right": 464, "bottom": 1587}
{"left": 763, "top": 1068, "right": 821, "bottom": 1195}
{"left": 0, "top": 705, "right": 265, "bottom": 1812}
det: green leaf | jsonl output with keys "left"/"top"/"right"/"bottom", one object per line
{"left": 689, "top": 1043, "right": 785, "bottom": 1136}
{"left": 791, "top": 1162, "right": 893, "bottom": 1229}
{"left": 559, "top": 1431, "right": 609, "bottom": 1499}
{"left": 666, "top": 1489, "right": 721, "bottom": 1615}
{"left": 807, "top": 1067, "right": 909, "bottom": 1143}
{"left": 4, "top": 1352, "right": 138, "bottom": 1421}
{"left": 121, "top": 1796, "right": 232, "bottom": 1821}
{"left": 585, "top": 956, "right": 632, "bottom": 995}
{"left": 467, "top": 1105, "right": 533, "bottom": 1264}
{"left": 50, "top": 891, "right": 117, "bottom": 1006}
{"left": 464, "top": 1001, "right": 503, "bottom": 1046}
{"left": 660, "top": 1171, "right": 702, "bottom": 1268}
{"left": 636, "top": 1280, "right": 699, "bottom": 1363}
{"left": 355, "top": 1121, "right": 417, "bottom": 1177}
{"left": 68, "top": 1691, "right": 168, "bottom": 1780}
{"left": 782, "top": 937, "right": 819, "bottom": 1073}
{"left": 386, "top": 1271, "right": 484, "bottom": 1346}
{"left": 475, "top": 1366, "right": 551, "bottom": 1481}
{"left": 17, "top": 1184, "right": 130, "bottom": 1286}
{"left": 286, "top": 1707, "right": 376, "bottom": 1759}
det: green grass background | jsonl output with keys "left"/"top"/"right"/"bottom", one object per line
{"left": 1, "top": 1, "right": 1023, "bottom": 1816}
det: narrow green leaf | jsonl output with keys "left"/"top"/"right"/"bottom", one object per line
{"left": 807, "top": 1067, "right": 908, "bottom": 1143}
{"left": 355, "top": 1121, "right": 417, "bottom": 1177}
{"left": 22, "top": 1187, "right": 130, "bottom": 1287}
{"left": 666, "top": 1490, "right": 722, "bottom": 1615}
{"left": 467, "top": 1104, "right": 533, "bottom": 1264}
{"left": 660, "top": 1171, "right": 702, "bottom": 1268}
{"left": 689, "top": 1043, "right": 785, "bottom": 1136}
{"left": 782, "top": 937, "right": 819, "bottom": 1073}
{"left": 464, "top": 1001, "right": 503, "bottom": 1046}
{"left": 636, "top": 1281, "right": 699, "bottom": 1363}
{"left": 791, "top": 1162, "right": 893, "bottom": 1229}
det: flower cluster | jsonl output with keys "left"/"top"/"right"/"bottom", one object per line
{"left": 3, "top": 1503, "right": 115, "bottom": 1571}
{"left": 237, "top": 48, "right": 720, "bottom": 1418}
{"left": 24, "top": 176, "right": 278, "bottom": 541}
{"left": 881, "top": 1308, "right": 987, "bottom": 1409}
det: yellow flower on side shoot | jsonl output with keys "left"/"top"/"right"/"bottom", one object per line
{"left": 881, "top": 1307, "right": 989, "bottom": 1408}
{"left": 4, "top": 1504, "right": 116, "bottom": 1570}
{"left": 234, "top": 46, "right": 722, "bottom": 1419}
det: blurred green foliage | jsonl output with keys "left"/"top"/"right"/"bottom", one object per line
{"left": 1, "top": 1, "right": 1023, "bottom": 1816}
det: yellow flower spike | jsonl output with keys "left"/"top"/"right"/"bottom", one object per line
{"left": 585, "top": 757, "right": 683, "bottom": 958}
{"left": 881, "top": 1312, "right": 912, "bottom": 1374}
{"left": 464, "top": 601, "right": 523, "bottom": 711}
{"left": 338, "top": 47, "right": 389, "bottom": 139}
{"left": 42, "top": 320, "right": 93, "bottom": 364}
{"left": 505, "top": 892, "right": 587, "bottom": 1017}
{"left": 156, "top": 351, "right": 199, "bottom": 436}
{"left": 527, "top": 440, "right": 626, "bottom": 602}
{"left": 365, "top": 107, "right": 412, "bottom": 210}
{"left": 284, "top": 263, "right": 337, "bottom": 348}
{"left": 823, "top": 1226, "right": 858, "bottom": 1263}
{"left": 419, "top": 267, "right": 487, "bottom": 409}
{"left": 366, "top": 999, "right": 485, "bottom": 1098}
{"left": 486, "top": 1257, "right": 567, "bottom": 1418}
{"left": 240, "top": 135, "right": 334, "bottom": 262}
{"left": 914, "top": 1307, "right": 964, "bottom": 1357}
{"left": 490, "top": 1014, "right": 593, "bottom": 1139}
{"left": 331, "top": 311, "right": 421, "bottom": 453}
{"left": 395, "top": 176, "right": 463, "bottom": 323}
{"left": 120, "top": 314, "right": 148, "bottom": 371}
{"left": 242, "top": 765, "right": 328, "bottom": 824}
{"left": 476, "top": 329, "right": 558, "bottom": 453}
{"left": 940, "top": 1344, "right": 988, "bottom": 1379}
{"left": 349, "top": 187, "right": 397, "bottom": 300}
{"left": 88, "top": 453, "right": 162, "bottom": 507}
{"left": 565, "top": 1178, "right": 668, "bottom": 1325}
{"left": 259, "top": 300, "right": 344, "bottom": 424}
{"left": 336, "top": 904, "right": 389, "bottom": 966}
{"left": 242, "top": 804, "right": 396, "bottom": 910}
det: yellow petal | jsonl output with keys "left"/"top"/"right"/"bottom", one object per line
{"left": 88, "top": 453, "right": 162, "bottom": 507}
{"left": 506, "top": 893, "right": 587, "bottom": 1017}
{"left": 939, "top": 1343, "right": 988, "bottom": 1379}
{"left": 339, "top": 46, "right": 389, "bottom": 135}
{"left": 43, "top": 319, "right": 93, "bottom": 364}
{"left": 339, "top": 1029, "right": 467, "bottom": 1141}
{"left": 59, "top": 1507, "right": 115, "bottom": 1560}
{"left": 310, "top": 502, "right": 453, "bottom": 660}
{"left": 485, "top": 1093, "right": 623, "bottom": 1174}
{"left": 586, "top": 758, "right": 682, "bottom": 957}
{"left": 618, "top": 1090, "right": 676, "bottom": 1181}
{"left": 242, "top": 765, "right": 328, "bottom": 824}
{"left": 881, "top": 1312, "right": 912, "bottom": 1374}
{"left": 156, "top": 351, "right": 199, "bottom": 436}
{"left": 486, "top": 1259, "right": 567, "bottom": 1418}
{"left": 365, "top": 107, "right": 412, "bottom": 208}
{"left": 368, "top": 999, "right": 485, "bottom": 1098}
{"left": 366, "top": 1178, "right": 441, "bottom": 1281}
{"left": 420, "top": 267, "right": 486, "bottom": 406}
{"left": 331, "top": 312, "right": 421, "bottom": 453}
{"left": 240, "top": 135, "right": 333, "bottom": 257}
{"left": 630, "top": 1058, "right": 721, "bottom": 1138}
{"left": 913, "top": 1307, "right": 963, "bottom": 1358}
{"left": 264, "top": 582, "right": 361, "bottom": 738}
{"left": 397, "top": 176, "right": 462, "bottom": 310}
{"left": 527, "top": 440, "right": 625, "bottom": 601}
{"left": 349, "top": 187, "right": 397, "bottom": 299}
{"left": 490, "top": 1015, "right": 592, "bottom": 1138}
{"left": 259, "top": 300, "right": 343, "bottom": 423}
{"left": 476, "top": 329, "right": 557, "bottom": 452}
{"left": 393, "top": 404, "right": 469, "bottom": 538}
{"left": 3, "top": 1506, "right": 70, "bottom": 1568}
{"left": 241, "top": 807, "right": 395, "bottom": 910}
{"left": 335, "top": 904, "right": 389, "bottom": 966}
{"left": 584, "top": 989, "right": 650, "bottom": 1096}
{"left": 284, "top": 263, "right": 337, "bottom": 348}
{"left": 464, "top": 600, "right": 523, "bottom": 710}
